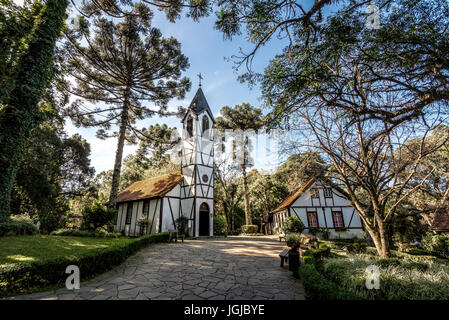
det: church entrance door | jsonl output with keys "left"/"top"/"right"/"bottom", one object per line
{"left": 199, "top": 202, "right": 210, "bottom": 236}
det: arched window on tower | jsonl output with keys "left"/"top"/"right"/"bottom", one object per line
{"left": 186, "top": 116, "right": 193, "bottom": 137}
{"left": 202, "top": 115, "right": 210, "bottom": 137}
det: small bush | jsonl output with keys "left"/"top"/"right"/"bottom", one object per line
{"left": 50, "top": 229, "right": 121, "bottom": 238}
{"left": 286, "top": 233, "right": 302, "bottom": 248}
{"left": 241, "top": 225, "right": 259, "bottom": 234}
{"left": 422, "top": 232, "right": 449, "bottom": 257}
{"left": 214, "top": 216, "right": 228, "bottom": 236}
{"left": 281, "top": 216, "right": 305, "bottom": 234}
{"left": 82, "top": 202, "right": 117, "bottom": 231}
{"left": 346, "top": 241, "right": 367, "bottom": 254}
{"left": 303, "top": 245, "right": 331, "bottom": 261}
{"left": 0, "top": 216, "right": 37, "bottom": 237}
{"left": 175, "top": 216, "right": 189, "bottom": 235}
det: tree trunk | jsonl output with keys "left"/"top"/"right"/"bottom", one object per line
{"left": 365, "top": 223, "right": 389, "bottom": 258}
{"left": 0, "top": 0, "right": 68, "bottom": 222}
{"left": 241, "top": 163, "right": 252, "bottom": 225}
{"left": 108, "top": 100, "right": 129, "bottom": 209}
{"left": 378, "top": 219, "right": 389, "bottom": 258}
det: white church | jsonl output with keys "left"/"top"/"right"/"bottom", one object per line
{"left": 114, "top": 86, "right": 365, "bottom": 240}
{"left": 114, "top": 87, "right": 215, "bottom": 237}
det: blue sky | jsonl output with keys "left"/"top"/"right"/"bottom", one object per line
{"left": 15, "top": 0, "right": 338, "bottom": 173}
{"left": 64, "top": 4, "right": 291, "bottom": 173}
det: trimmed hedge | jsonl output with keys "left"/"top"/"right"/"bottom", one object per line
{"left": 299, "top": 262, "right": 360, "bottom": 300}
{"left": 406, "top": 248, "right": 430, "bottom": 256}
{"left": 50, "top": 228, "right": 121, "bottom": 238}
{"left": 0, "top": 233, "right": 169, "bottom": 297}
{"left": 299, "top": 245, "right": 359, "bottom": 300}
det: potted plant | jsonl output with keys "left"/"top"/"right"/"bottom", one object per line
{"left": 286, "top": 233, "right": 302, "bottom": 278}
{"left": 176, "top": 216, "right": 189, "bottom": 237}
{"left": 137, "top": 217, "right": 149, "bottom": 236}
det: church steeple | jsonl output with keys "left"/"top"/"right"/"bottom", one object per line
{"left": 180, "top": 86, "right": 214, "bottom": 237}
{"left": 181, "top": 87, "right": 215, "bottom": 124}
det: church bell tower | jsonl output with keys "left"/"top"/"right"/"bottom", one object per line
{"left": 180, "top": 86, "right": 215, "bottom": 237}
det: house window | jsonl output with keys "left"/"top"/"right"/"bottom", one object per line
{"left": 324, "top": 188, "right": 333, "bottom": 198}
{"left": 332, "top": 211, "right": 344, "bottom": 229}
{"left": 125, "top": 202, "right": 133, "bottom": 225}
{"left": 221, "top": 136, "right": 226, "bottom": 152}
{"left": 202, "top": 115, "right": 209, "bottom": 137}
{"left": 310, "top": 188, "right": 319, "bottom": 198}
{"left": 307, "top": 211, "right": 319, "bottom": 228}
{"left": 186, "top": 116, "right": 193, "bottom": 137}
{"left": 142, "top": 200, "right": 150, "bottom": 219}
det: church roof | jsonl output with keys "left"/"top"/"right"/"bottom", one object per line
{"left": 430, "top": 211, "right": 449, "bottom": 232}
{"left": 270, "top": 177, "right": 317, "bottom": 214}
{"left": 181, "top": 87, "right": 215, "bottom": 123}
{"left": 116, "top": 172, "right": 183, "bottom": 203}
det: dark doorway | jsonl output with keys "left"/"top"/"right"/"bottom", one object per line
{"left": 199, "top": 202, "right": 210, "bottom": 236}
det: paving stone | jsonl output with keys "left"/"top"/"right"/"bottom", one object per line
{"left": 13, "top": 236, "right": 305, "bottom": 301}
{"left": 198, "top": 291, "right": 218, "bottom": 299}
{"left": 118, "top": 284, "right": 136, "bottom": 291}
{"left": 118, "top": 288, "right": 140, "bottom": 299}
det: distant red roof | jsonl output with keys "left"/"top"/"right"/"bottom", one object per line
{"left": 430, "top": 212, "right": 449, "bottom": 232}
{"left": 270, "top": 177, "right": 317, "bottom": 214}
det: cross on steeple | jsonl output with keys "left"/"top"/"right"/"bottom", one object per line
{"left": 197, "top": 73, "right": 203, "bottom": 87}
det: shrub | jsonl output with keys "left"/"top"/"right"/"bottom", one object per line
{"left": 299, "top": 262, "right": 360, "bottom": 300}
{"left": 50, "top": 229, "right": 121, "bottom": 238}
{"left": 82, "top": 202, "right": 117, "bottom": 231}
{"left": 281, "top": 216, "right": 305, "bottom": 234}
{"left": 318, "top": 228, "right": 330, "bottom": 240}
{"left": 422, "top": 232, "right": 449, "bottom": 257}
{"left": 303, "top": 245, "right": 331, "bottom": 261}
{"left": 173, "top": 216, "right": 188, "bottom": 235}
{"left": 286, "top": 233, "right": 302, "bottom": 249}
{"left": 0, "top": 216, "right": 37, "bottom": 237}
{"left": 406, "top": 248, "right": 429, "bottom": 256}
{"left": 346, "top": 241, "right": 367, "bottom": 254}
{"left": 214, "top": 215, "right": 228, "bottom": 236}
{"left": 241, "top": 225, "right": 259, "bottom": 234}
{"left": 0, "top": 233, "right": 169, "bottom": 297}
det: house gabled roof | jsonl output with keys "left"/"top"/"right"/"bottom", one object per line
{"left": 270, "top": 176, "right": 318, "bottom": 214}
{"left": 430, "top": 211, "right": 449, "bottom": 232}
{"left": 181, "top": 87, "right": 215, "bottom": 123}
{"left": 116, "top": 172, "right": 183, "bottom": 203}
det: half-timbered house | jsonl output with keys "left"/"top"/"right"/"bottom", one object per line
{"left": 115, "top": 87, "right": 215, "bottom": 237}
{"left": 269, "top": 177, "right": 365, "bottom": 239}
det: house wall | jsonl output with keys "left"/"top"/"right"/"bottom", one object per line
{"left": 161, "top": 185, "right": 181, "bottom": 232}
{"left": 271, "top": 182, "right": 364, "bottom": 239}
{"left": 115, "top": 198, "right": 162, "bottom": 236}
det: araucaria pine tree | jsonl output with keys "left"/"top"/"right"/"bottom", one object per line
{"left": 215, "top": 103, "right": 266, "bottom": 225}
{"left": 63, "top": 13, "right": 190, "bottom": 208}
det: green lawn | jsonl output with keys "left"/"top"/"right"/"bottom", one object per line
{"left": 0, "top": 233, "right": 168, "bottom": 296}
{"left": 0, "top": 235, "right": 134, "bottom": 268}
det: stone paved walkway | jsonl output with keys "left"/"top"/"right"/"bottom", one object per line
{"left": 12, "top": 236, "right": 305, "bottom": 300}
